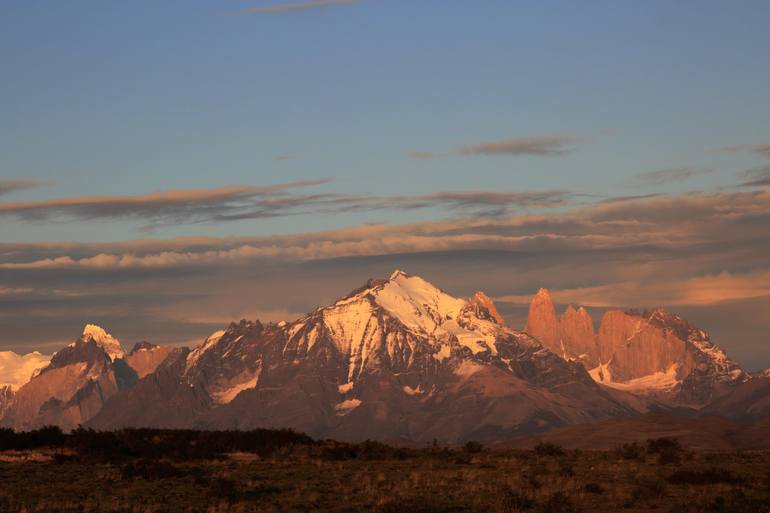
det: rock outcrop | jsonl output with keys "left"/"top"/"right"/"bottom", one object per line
{"left": 524, "top": 292, "right": 747, "bottom": 407}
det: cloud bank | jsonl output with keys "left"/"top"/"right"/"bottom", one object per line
{"left": 3, "top": 187, "right": 770, "bottom": 369}
{"left": 715, "top": 142, "right": 770, "bottom": 158}
{"left": 0, "top": 182, "right": 575, "bottom": 227}
{"left": 410, "top": 134, "right": 578, "bottom": 159}
{"left": 0, "top": 180, "right": 48, "bottom": 197}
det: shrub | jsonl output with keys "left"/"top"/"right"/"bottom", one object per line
{"left": 631, "top": 475, "right": 667, "bottom": 502}
{"left": 537, "top": 492, "right": 581, "bottom": 513}
{"left": 463, "top": 440, "right": 484, "bottom": 453}
{"left": 376, "top": 496, "right": 470, "bottom": 513}
{"left": 616, "top": 442, "right": 645, "bottom": 460}
{"left": 646, "top": 437, "right": 683, "bottom": 464}
{"left": 120, "top": 459, "right": 185, "bottom": 480}
{"left": 498, "top": 489, "right": 535, "bottom": 512}
{"left": 666, "top": 467, "right": 744, "bottom": 486}
{"left": 583, "top": 483, "right": 604, "bottom": 494}
{"left": 533, "top": 442, "right": 565, "bottom": 457}
{"left": 208, "top": 477, "right": 238, "bottom": 502}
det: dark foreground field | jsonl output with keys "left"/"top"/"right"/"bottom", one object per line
{"left": 0, "top": 428, "right": 769, "bottom": 513}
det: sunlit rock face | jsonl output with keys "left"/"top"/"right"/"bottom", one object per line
{"left": 87, "top": 270, "right": 636, "bottom": 442}
{"left": 524, "top": 293, "right": 748, "bottom": 407}
{"left": 524, "top": 288, "right": 561, "bottom": 354}
{"left": 125, "top": 342, "right": 176, "bottom": 379}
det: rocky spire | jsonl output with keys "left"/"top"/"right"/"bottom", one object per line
{"left": 560, "top": 305, "right": 598, "bottom": 366}
{"left": 524, "top": 288, "right": 561, "bottom": 354}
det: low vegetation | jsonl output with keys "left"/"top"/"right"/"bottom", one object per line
{"left": 0, "top": 428, "right": 768, "bottom": 512}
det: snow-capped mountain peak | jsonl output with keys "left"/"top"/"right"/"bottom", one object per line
{"left": 373, "top": 271, "right": 467, "bottom": 334}
{"left": 78, "top": 324, "right": 125, "bottom": 361}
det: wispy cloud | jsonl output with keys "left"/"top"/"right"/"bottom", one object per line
{"left": 495, "top": 270, "right": 770, "bottom": 308}
{"left": 713, "top": 142, "right": 770, "bottom": 158}
{"left": 739, "top": 166, "right": 770, "bottom": 187}
{"left": 3, "top": 188, "right": 770, "bottom": 271}
{"left": 410, "top": 134, "right": 578, "bottom": 159}
{"left": 631, "top": 167, "right": 701, "bottom": 186}
{"left": 240, "top": 0, "right": 358, "bottom": 14}
{"left": 0, "top": 179, "right": 332, "bottom": 227}
{"left": 0, "top": 180, "right": 48, "bottom": 197}
{"left": 0, "top": 182, "right": 575, "bottom": 227}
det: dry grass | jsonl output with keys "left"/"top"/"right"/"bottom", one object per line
{"left": 0, "top": 442, "right": 768, "bottom": 512}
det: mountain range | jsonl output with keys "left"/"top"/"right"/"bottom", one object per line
{"left": 1, "top": 270, "right": 768, "bottom": 445}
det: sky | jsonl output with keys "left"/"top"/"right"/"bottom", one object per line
{"left": 1, "top": 0, "right": 770, "bottom": 370}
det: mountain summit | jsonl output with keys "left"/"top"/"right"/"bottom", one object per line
{"left": 79, "top": 324, "right": 125, "bottom": 361}
{"left": 87, "top": 270, "right": 633, "bottom": 441}
{"left": 2, "top": 272, "right": 756, "bottom": 441}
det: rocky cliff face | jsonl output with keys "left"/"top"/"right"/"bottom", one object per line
{"left": 523, "top": 291, "right": 747, "bottom": 407}
{"left": 88, "top": 271, "right": 636, "bottom": 442}
{"left": 125, "top": 342, "right": 176, "bottom": 379}
{"left": 0, "top": 386, "right": 14, "bottom": 418}
{"left": 701, "top": 374, "right": 770, "bottom": 421}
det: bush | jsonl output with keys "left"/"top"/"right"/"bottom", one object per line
{"left": 666, "top": 467, "right": 744, "bottom": 486}
{"left": 498, "top": 489, "right": 535, "bottom": 512}
{"left": 463, "top": 440, "right": 484, "bottom": 453}
{"left": 583, "top": 483, "right": 604, "bottom": 494}
{"left": 0, "top": 425, "right": 65, "bottom": 450}
{"left": 533, "top": 442, "right": 565, "bottom": 457}
{"left": 120, "top": 459, "right": 185, "bottom": 480}
{"left": 208, "top": 477, "right": 239, "bottom": 502}
{"left": 631, "top": 475, "right": 667, "bottom": 502}
{"left": 616, "top": 442, "right": 645, "bottom": 460}
{"left": 376, "top": 496, "right": 470, "bottom": 513}
{"left": 537, "top": 492, "right": 581, "bottom": 513}
{"left": 646, "top": 437, "right": 683, "bottom": 464}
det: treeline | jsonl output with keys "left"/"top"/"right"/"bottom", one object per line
{"left": 0, "top": 426, "right": 316, "bottom": 461}
{"left": 0, "top": 426, "right": 432, "bottom": 462}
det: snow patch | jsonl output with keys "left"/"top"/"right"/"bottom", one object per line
{"left": 453, "top": 360, "right": 484, "bottom": 378}
{"left": 185, "top": 329, "right": 226, "bottom": 371}
{"left": 402, "top": 385, "right": 423, "bottom": 395}
{"left": 433, "top": 344, "right": 451, "bottom": 362}
{"left": 338, "top": 382, "right": 354, "bottom": 394}
{"left": 334, "top": 398, "right": 362, "bottom": 415}
{"left": 212, "top": 370, "right": 260, "bottom": 404}
{"left": 591, "top": 362, "right": 681, "bottom": 392}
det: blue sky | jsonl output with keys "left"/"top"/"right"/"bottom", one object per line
{"left": 2, "top": 0, "right": 769, "bottom": 241}
{"left": 1, "top": 1, "right": 770, "bottom": 369}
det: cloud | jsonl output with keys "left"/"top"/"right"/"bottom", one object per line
{"left": 3, "top": 187, "right": 770, "bottom": 367}
{"left": 240, "top": 0, "right": 358, "bottom": 14}
{"left": 495, "top": 270, "right": 770, "bottom": 308}
{"left": 410, "top": 134, "right": 578, "bottom": 159}
{"left": 714, "top": 143, "right": 770, "bottom": 158}
{"left": 0, "top": 180, "right": 48, "bottom": 197}
{"left": 631, "top": 167, "right": 701, "bottom": 186}
{"left": 3, "top": 187, "right": 770, "bottom": 271}
{"left": 739, "top": 166, "right": 770, "bottom": 187}
{"left": 0, "top": 179, "right": 332, "bottom": 226}
{"left": 0, "top": 182, "right": 574, "bottom": 227}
